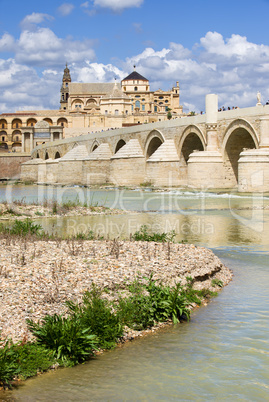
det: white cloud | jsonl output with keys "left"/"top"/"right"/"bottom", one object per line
{"left": 0, "top": 33, "right": 15, "bottom": 52}
{"left": 0, "top": 59, "right": 60, "bottom": 113}
{"left": 20, "top": 13, "right": 54, "bottom": 31}
{"left": 13, "top": 28, "right": 96, "bottom": 67}
{"left": 57, "top": 3, "right": 75, "bottom": 16}
{"left": 75, "top": 61, "right": 124, "bottom": 82}
{"left": 3, "top": 30, "right": 269, "bottom": 114}
{"left": 91, "top": 0, "right": 143, "bottom": 12}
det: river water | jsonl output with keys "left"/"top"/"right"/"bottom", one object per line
{"left": 0, "top": 185, "right": 269, "bottom": 401}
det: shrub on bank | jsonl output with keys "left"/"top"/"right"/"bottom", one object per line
{"left": 66, "top": 285, "right": 124, "bottom": 350}
{"left": 116, "top": 275, "right": 191, "bottom": 330}
{"left": 0, "top": 276, "right": 218, "bottom": 389}
{"left": 26, "top": 314, "right": 98, "bottom": 366}
{"left": 0, "top": 218, "right": 43, "bottom": 236}
{"left": 132, "top": 225, "right": 176, "bottom": 242}
{"left": 0, "top": 339, "right": 56, "bottom": 389}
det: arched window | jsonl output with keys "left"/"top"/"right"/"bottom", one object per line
{"left": 115, "top": 109, "right": 119, "bottom": 115}
{"left": 134, "top": 87, "right": 138, "bottom": 91}
{"left": 135, "top": 100, "right": 140, "bottom": 109}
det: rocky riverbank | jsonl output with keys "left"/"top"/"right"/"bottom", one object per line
{"left": 0, "top": 235, "right": 232, "bottom": 343}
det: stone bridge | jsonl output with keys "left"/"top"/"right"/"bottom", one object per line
{"left": 21, "top": 94, "right": 269, "bottom": 192}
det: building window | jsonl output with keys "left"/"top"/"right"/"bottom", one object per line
{"left": 105, "top": 110, "right": 108, "bottom": 115}
{"left": 154, "top": 106, "right": 157, "bottom": 112}
{"left": 115, "top": 109, "right": 119, "bottom": 115}
{"left": 65, "top": 83, "right": 68, "bottom": 87}
{"left": 16, "top": 136, "right": 19, "bottom": 141}
{"left": 134, "top": 87, "right": 138, "bottom": 91}
{"left": 16, "top": 123, "right": 18, "bottom": 128}
{"left": 159, "top": 96, "right": 163, "bottom": 99}
{"left": 62, "top": 94, "right": 64, "bottom": 100}
{"left": 135, "top": 100, "right": 140, "bottom": 109}
{"left": 165, "top": 100, "right": 168, "bottom": 103}
{"left": 131, "top": 105, "right": 133, "bottom": 111}
{"left": 142, "top": 105, "right": 145, "bottom": 111}
{"left": 125, "top": 110, "right": 128, "bottom": 115}
{"left": 135, "top": 95, "right": 140, "bottom": 98}
{"left": 2, "top": 136, "right": 4, "bottom": 141}
{"left": 1, "top": 124, "right": 4, "bottom": 129}
{"left": 61, "top": 122, "right": 64, "bottom": 126}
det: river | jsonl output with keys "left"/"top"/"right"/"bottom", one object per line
{"left": 0, "top": 185, "right": 269, "bottom": 401}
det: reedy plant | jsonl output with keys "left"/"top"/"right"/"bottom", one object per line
{"left": 66, "top": 285, "right": 123, "bottom": 349}
{"left": 132, "top": 225, "right": 176, "bottom": 242}
{"left": 26, "top": 314, "right": 98, "bottom": 366}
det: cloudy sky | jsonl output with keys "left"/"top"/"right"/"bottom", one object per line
{"left": 1, "top": 0, "right": 269, "bottom": 114}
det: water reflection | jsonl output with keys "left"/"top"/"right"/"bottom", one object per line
{"left": 38, "top": 209, "right": 269, "bottom": 249}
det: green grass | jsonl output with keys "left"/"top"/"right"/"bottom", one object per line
{"left": 132, "top": 225, "right": 176, "bottom": 242}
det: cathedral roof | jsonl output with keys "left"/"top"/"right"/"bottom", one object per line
{"left": 103, "top": 82, "right": 130, "bottom": 99}
{"left": 122, "top": 71, "right": 148, "bottom": 82}
{"left": 69, "top": 83, "right": 115, "bottom": 95}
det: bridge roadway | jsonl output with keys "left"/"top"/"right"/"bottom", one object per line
{"left": 21, "top": 94, "right": 269, "bottom": 192}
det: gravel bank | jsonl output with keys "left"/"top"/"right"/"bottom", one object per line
{"left": 0, "top": 236, "right": 232, "bottom": 343}
{"left": 0, "top": 202, "right": 125, "bottom": 221}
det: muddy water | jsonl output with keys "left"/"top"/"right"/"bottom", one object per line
{"left": 1, "top": 186, "right": 269, "bottom": 401}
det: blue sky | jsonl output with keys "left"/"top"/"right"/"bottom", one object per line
{"left": 1, "top": 0, "right": 269, "bottom": 113}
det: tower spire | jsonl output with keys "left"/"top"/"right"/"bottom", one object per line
{"left": 60, "top": 64, "right": 71, "bottom": 110}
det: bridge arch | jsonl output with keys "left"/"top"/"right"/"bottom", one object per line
{"left": 91, "top": 140, "right": 100, "bottom": 153}
{"left": 115, "top": 139, "right": 126, "bottom": 154}
{"left": 179, "top": 125, "right": 206, "bottom": 163}
{"left": 222, "top": 119, "right": 258, "bottom": 183}
{"left": 145, "top": 129, "right": 165, "bottom": 159}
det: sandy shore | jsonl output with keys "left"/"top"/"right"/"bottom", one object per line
{"left": 0, "top": 235, "right": 232, "bottom": 343}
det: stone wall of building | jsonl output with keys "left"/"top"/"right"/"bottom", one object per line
{"left": 0, "top": 154, "right": 31, "bottom": 179}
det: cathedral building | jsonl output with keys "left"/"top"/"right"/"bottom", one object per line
{"left": 0, "top": 65, "right": 183, "bottom": 153}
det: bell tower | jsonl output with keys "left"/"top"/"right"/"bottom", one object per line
{"left": 60, "top": 63, "right": 71, "bottom": 110}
